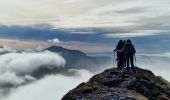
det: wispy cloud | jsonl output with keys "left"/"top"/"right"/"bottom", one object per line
{"left": 0, "top": 0, "right": 170, "bottom": 51}
{"left": 137, "top": 52, "right": 170, "bottom": 57}
{"left": 102, "top": 30, "right": 169, "bottom": 38}
{"left": 0, "top": 38, "right": 51, "bottom": 50}
{"left": 0, "top": 38, "right": 113, "bottom": 53}
{"left": 0, "top": 0, "right": 170, "bottom": 30}
{"left": 57, "top": 41, "right": 113, "bottom": 53}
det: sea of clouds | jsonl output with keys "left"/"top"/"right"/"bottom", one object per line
{"left": 0, "top": 51, "right": 65, "bottom": 86}
{"left": 0, "top": 46, "right": 170, "bottom": 100}
{"left": 3, "top": 69, "right": 92, "bottom": 100}
{"left": 136, "top": 53, "right": 170, "bottom": 82}
{"left": 0, "top": 46, "right": 93, "bottom": 100}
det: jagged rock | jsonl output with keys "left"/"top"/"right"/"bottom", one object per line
{"left": 62, "top": 67, "right": 170, "bottom": 100}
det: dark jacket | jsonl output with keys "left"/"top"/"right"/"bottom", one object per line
{"left": 122, "top": 42, "right": 136, "bottom": 55}
{"left": 115, "top": 41, "right": 124, "bottom": 51}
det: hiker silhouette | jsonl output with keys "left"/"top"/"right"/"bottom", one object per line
{"left": 114, "top": 40, "right": 125, "bottom": 70}
{"left": 122, "top": 39, "right": 136, "bottom": 73}
{"left": 114, "top": 39, "right": 136, "bottom": 73}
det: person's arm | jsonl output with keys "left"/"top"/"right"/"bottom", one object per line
{"left": 113, "top": 44, "right": 119, "bottom": 52}
{"left": 132, "top": 45, "right": 136, "bottom": 54}
{"left": 113, "top": 49, "right": 117, "bottom": 52}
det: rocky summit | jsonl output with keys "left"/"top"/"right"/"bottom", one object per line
{"left": 62, "top": 67, "right": 170, "bottom": 100}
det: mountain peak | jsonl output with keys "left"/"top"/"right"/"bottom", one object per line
{"left": 46, "top": 45, "right": 65, "bottom": 50}
{"left": 62, "top": 67, "right": 170, "bottom": 100}
{"left": 44, "top": 46, "right": 112, "bottom": 72}
{"left": 45, "top": 45, "right": 87, "bottom": 57}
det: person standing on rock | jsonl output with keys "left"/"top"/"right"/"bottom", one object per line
{"left": 122, "top": 39, "right": 136, "bottom": 73}
{"left": 114, "top": 40, "right": 125, "bottom": 70}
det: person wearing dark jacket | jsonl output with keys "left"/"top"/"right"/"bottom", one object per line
{"left": 114, "top": 40, "right": 125, "bottom": 70}
{"left": 122, "top": 39, "right": 136, "bottom": 73}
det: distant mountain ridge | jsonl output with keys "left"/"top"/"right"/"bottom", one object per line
{"left": 45, "top": 46, "right": 87, "bottom": 58}
{"left": 44, "top": 46, "right": 112, "bottom": 72}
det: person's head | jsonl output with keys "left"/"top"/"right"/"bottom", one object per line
{"left": 119, "top": 40, "right": 122, "bottom": 42}
{"left": 126, "top": 39, "right": 131, "bottom": 44}
{"left": 118, "top": 40, "right": 123, "bottom": 44}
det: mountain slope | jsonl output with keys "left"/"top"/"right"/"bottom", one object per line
{"left": 44, "top": 46, "right": 112, "bottom": 72}
{"left": 62, "top": 67, "right": 170, "bottom": 100}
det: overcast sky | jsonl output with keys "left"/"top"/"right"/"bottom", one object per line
{"left": 0, "top": 0, "right": 170, "bottom": 29}
{"left": 0, "top": 0, "right": 170, "bottom": 53}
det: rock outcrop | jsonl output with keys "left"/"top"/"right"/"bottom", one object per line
{"left": 62, "top": 67, "right": 170, "bottom": 100}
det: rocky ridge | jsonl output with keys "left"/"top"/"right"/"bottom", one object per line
{"left": 62, "top": 67, "right": 170, "bottom": 100}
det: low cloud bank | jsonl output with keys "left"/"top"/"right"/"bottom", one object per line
{"left": 0, "top": 46, "right": 170, "bottom": 100}
{"left": 4, "top": 69, "right": 93, "bottom": 100}
{"left": 0, "top": 47, "right": 93, "bottom": 100}
{"left": 137, "top": 54, "right": 170, "bottom": 81}
{"left": 0, "top": 51, "right": 65, "bottom": 86}
{"left": 0, "top": 51, "right": 65, "bottom": 74}
{"left": 0, "top": 46, "right": 17, "bottom": 54}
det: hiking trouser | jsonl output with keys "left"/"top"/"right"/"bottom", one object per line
{"left": 117, "top": 57, "right": 124, "bottom": 70}
{"left": 125, "top": 54, "right": 135, "bottom": 72}
{"left": 117, "top": 52, "right": 124, "bottom": 70}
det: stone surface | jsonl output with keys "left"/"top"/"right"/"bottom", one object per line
{"left": 62, "top": 67, "right": 170, "bottom": 100}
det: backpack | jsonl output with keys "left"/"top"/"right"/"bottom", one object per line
{"left": 125, "top": 44, "right": 135, "bottom": 54}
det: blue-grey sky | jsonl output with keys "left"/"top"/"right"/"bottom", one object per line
{"left": 0, "top": 0, "right": 170, "bottom": 53}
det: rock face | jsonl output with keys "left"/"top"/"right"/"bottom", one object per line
{"left": 62, "top": 67, "right": 170, "bottom": 100}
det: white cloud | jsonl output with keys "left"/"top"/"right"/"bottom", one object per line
{"left": 0, "top": 46, "right": 92, "bottom": 100}
{"left": 0, "top": 51, "right": 65, "bottom": 74}
{"left": 48, "top": 38, "right": 61, "bottom": 44}
{"left": 0, "top": 51, "right": 65, "bottom": 86}
{"left": 69, "top": 31, "right": 96, "bottom": 34}
{"left": 136, "top": 54, "right": 170, "bottom": 82}
{"left": 65, "top": 0, "right": 84, "bottom": 3}
{"left": 3, "top": 52, "right": 170, "bottom": 100}
{"left": 137, "top": 52, "right": 170, "bottom": 57}
{"left": 0, "top": 0, "right": 170, "bottom": 30}
{"left": 0, "top": 72, "right": 36, "bottom": 86}
{"left": 4, "top": 69, "right": 93, "bottom": 100}
{"left": 103, "top": 30, "right": 168, "bottom": 38}
{"left": 0, "top": 46, "right": 17, "bottom": 54}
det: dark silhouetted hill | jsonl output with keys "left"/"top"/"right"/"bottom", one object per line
{"left": 44, "top": 46, "right": 112, "bottom": 72}
{"left": 45, "top": 46, "right": 87, "bottom": 58}
{"left": 62, "top": 67, "right": 170, "bottom": 100}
